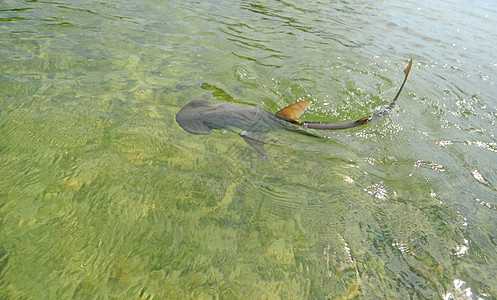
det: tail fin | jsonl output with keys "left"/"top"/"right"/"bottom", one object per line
{"left": 370, "top": 59, "right": 413, "bottom": 121}
{"left": 301, "top": 59, "right": 413, "bottom": 130}
{"left": 389, "top": 59, "right": 413, "bottom": 110}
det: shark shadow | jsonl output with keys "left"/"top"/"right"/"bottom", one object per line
{"left": 176, "top": 60, "right": 413, "bottom": 158}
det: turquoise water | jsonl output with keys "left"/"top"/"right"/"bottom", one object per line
{"left": 1, "top": 0, "right": 496, "bottom": 298}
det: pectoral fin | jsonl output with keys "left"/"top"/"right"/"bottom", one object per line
{"left": 239, "top": 131, "right": 268, "bottom": 158}
{"left": 275, "top": 101, "right": 311, "bottom": 124}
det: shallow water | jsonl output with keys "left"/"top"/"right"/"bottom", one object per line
{"left": 1, "top": 0, "right": 496, "bottom": 298}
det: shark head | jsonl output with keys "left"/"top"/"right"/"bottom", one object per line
{"left": 175, "top": 98, "right": 212, "bottom": 135}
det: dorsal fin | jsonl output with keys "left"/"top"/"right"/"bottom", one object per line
{"left": 275, "top": 100, "right": 311, "bottom": 124}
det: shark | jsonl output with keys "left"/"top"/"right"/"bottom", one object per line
{"left": 176, "top": 59, "right": 412, "bottom": 157}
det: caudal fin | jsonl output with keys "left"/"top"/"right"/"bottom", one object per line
{"left": 276, "top": 59, "right": 413, "bottom": 130}
{"left": 388, "top": 59, "right": 413, "bottom": 110}
{"left": 301, "top": 59, "right": 413, "bottom": 130}
{"left": 369, "top": 59, "right": 413, "bottom": 121}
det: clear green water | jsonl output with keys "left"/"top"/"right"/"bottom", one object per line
{"left": 1, "top": 0, "right": 496, "bottom": 298}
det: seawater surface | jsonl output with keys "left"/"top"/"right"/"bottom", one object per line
{"left": 1, "top": 0, "right": 496, "bottom": 298}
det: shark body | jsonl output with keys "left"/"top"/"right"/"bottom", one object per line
{"left": 176, "top": 60, "right": 412, "bottom": 157}
{"left": 175, "top": 97, "right": 317, "bottom": 157}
